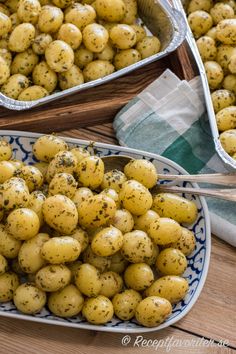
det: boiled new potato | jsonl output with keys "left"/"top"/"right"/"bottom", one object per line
{"left": 131, "top": 24, "right": 146, "bottom": 42}
{"left": 146, "top": 243, "right": 159, "bottom": 266}
{"left": 48, "top": 284, "right": 84, "bottom": 317}
{"left": 216, "top": 19, "right": 236, "bottom": 45}
{"left": 204, "top": 61, "right": 224, "bottom": 89}
{"left": 69, "top": 227, "right": 89, "bottom": 252}
{"left": 82, "top": 295, "right": 114, "bottom": 324}
{"left": 33, "top": 162, "right": 48, "bottom": 177}
{"left": 211, "top": 89, "right": 235, "bottom": 113}
{"left": 45, "top": 40, "right": 74, "bottom": 73}
{"left": 82, "top": 245, "right": 111, "bottom": 272}
{"left": 70, "top": 146, "right": 90, "bottom": 162}
{"left": 32, "top": 34, "right": 53, "bottom": 55}
{"left": 0, "top": 13, "right": 11, "bottom": 37}
{"left": 152, "top": 193, "right": 198, "bottom": 224}
{"left": 135, "top": 296, "right": 172, "bottom": 327}
{"left": 100, "top": 271, "right": 123, "bottom": 298}
{"left": 91, "top": 226, "right": 123, "bottom": 256}
{"left": 119, "top": 180, "right": 153, "bottom": 215}
{"left": 145, "top": 276, "right": 189, "bottom": 304}
{"left": 65, "top": 3, "right": 96, "bottom": 30}
{"left": 124, "top": 263, "right": 154, "bottom": 291}
{"left": 169, "top": 227, "right": 196, "bottom": 256}
{"left": 14, "top": 165, "right": 43, "bottom": 192}
{"left": 17, "top": 0, "right": 41, "bottom": 24}
{"left": 100, "top": 188, "right": 120, "bottom": 207}
{"left": 220, "top": 129, "right": 236, "bottom": 154}
{"left": 210, "top": 3, "right": 234, "bottom": 24}
{"left": 6, "top": 208, "right": 40, "bottom": 240}
{"left": 0, "top": 272, "right": 19, "bottom": 302}
{"left": 216, "top": 106, "right": 236, "bottom": 131}
{"left": 75, "top": 263, "right": 101, "bottom": 297}
{"left": 0, "top": 74, "right": 29, "bottom": 100}
{"left": 77, "top": 194, "right": 116, "bottom": 229}
{"left": 124, "top": 159, "right": 158, "bottom": 188}
{"left": 156, "top": 248, "right": 187, "bottom": 276}
{"left": 136, "top": 36, "right": 161, "bottom": 59}
{"left": 95, "top": 0, "right": 126, "bottom": 22}
{"left": 18, "top": 85, "right": 49, "bottom": 101}
{"left": 11, "top": 49, "right": 39, "bottom": 76}
{"left": 57, "top": 23, "right": 82, "bottom": 50}
{"left": 122, "top": 0, "right": 137, "bottom": 24}
{"left": 83, "top": 23, "right": 109, "bottom": 53}
{"left": 95, "top": 43, "right": 115, "bottom": 61}
{"left": 72, "top": 187, "right": 93, "bottom": 208}
{"left": 101, "top": 169, "right": 127, "bottom": 192}
{"left": 58, "top": 63, "right": 85, "bottom": 88}
{"left": 133, "top": 210, "right": 159, "bottom": 233}
{"left": 112, "top": 208, "right": 134, "bottom": 233}
{"left": 0, "top": 140, "right": 12, "bottom": 161}
{"left": 13, "top": 283, "right": 46, "bottom": 314}
{"left": 42, "top": 194, "right": 78, "bottom": 234}
{"left": 0, "top": 161, "right": 15, "bottom": 183}
{"left": 196, "top": 36, "right": 217, "bottom": 61}
{"left": 114, "top": 48, "right": 141, "bottom": 70}
{"left": 33, "top": 135, "right": 68, "bottom": 162}
{"left": 110, "top": 24, "right": 136, "bottom": 49}
{"left": 187, "top": 0, "right": 213, "bottom": 13}
{"left": 148, "top": 217, "right": 182, "bottom": 245}
{"left": 49, "top": 173, "right": 77, "bottom": 198}
{"left": 0, "top": 48, "right": 12, "bottom": 67}
{"left": 74, "top": 45, "right": 94, "bottom": 69}
{"left": 46, "top": 150, "right": 77, "bottom": 181}
{"left": 38, "top": 5, "right": 63, "bottom": 33}
{"left": 206, "top": 26, "right": 217, "bottom": 40}
{"left": 52, "top": 0, "right": 72, "bottom": 8}
{"left": 0, "top": 224, "right": 22, "bottom": 258}
{"left": 216, "top": 44, "right": 236, "bottom": 73}
{"left": 41, "top": 236, "right": 81, "bottom": 263}
{"left": 0, "top": 57, "right": 10, "bottom": 85}
{"left": 18, "top": 233, "right": 49, "bottom": 273}
{"left": 223, "top": 74, "right": 236, "bottom": 94}
{"left": 76, "top": 156, "right": 104, "bottom": 189}
{"left": 121, "top": 230, "right": 153, "bottom": 263}
{"left": 35, "top": 264, "right": 71, "bottom": 291}
{"left": 83, "top": 59, "right": 115, "bottom": 82}
{"left": 32, "top": 61, "right": 58, "bottom": 93}
{"left": 8, "top": 23, "right": 35, "bottom": 52}
{"left": 188, "top": 10, "right": 213, "bottom": 38}
{"left": 0, "top": 255, "right": 8, "bottom": 275}
{"left": 2, "top": 177, "right": 30, "bottom": 210}
{"left": 112, "top": 289, "right": 142, "bottom": 320}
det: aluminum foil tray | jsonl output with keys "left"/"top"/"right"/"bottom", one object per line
{"left": 0, "top": 0, "right": 186, "bottom": 111}
{"left": 173, "top": 0, "right": 236, "bottom": 171}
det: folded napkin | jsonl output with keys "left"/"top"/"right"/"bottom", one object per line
{"left": 113, "top": 69, "right": 236, "bottom": 247}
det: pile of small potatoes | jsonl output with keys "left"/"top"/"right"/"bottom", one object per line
{"left": 187, "top": 0, "right": 236, "bottom": 159}
{"left": 0, "top": 0, "right": 161, "bottom": 101}
{"left": 0, "top": 135, "right": 197, "bottom": 328}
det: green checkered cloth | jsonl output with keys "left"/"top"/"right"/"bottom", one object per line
{"left": 113, "top": 69, "right": 236, "bottom": 247}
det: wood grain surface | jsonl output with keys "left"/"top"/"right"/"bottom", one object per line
{"left": 0, "top": 125, "right": 235, "bottom": 354}
{"left": 0, "top": 43, "right": 196, "bottom": 133}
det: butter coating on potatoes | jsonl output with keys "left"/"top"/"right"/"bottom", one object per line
{"left": 0, "top": 134, "right": 200, "bottom": 328}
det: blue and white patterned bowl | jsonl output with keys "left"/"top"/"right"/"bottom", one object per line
{"left": 0, "top": 131, "right": 211, "bottom": 333}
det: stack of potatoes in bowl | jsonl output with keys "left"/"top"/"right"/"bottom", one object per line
{"left": 0, "top": 135, "right": 197, "bottom": 328}
{"left": 187, "top": 0, "right": 236, "bottom": 158}
{"left": 0, "top": 0, "right": 161, "bottom": 101}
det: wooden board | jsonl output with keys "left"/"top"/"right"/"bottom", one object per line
{"left": 0, "top": 42, "right": 197, "bottom": 133}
